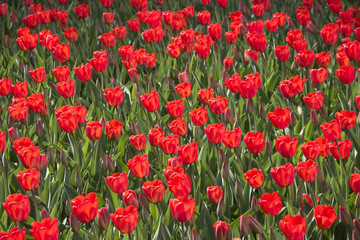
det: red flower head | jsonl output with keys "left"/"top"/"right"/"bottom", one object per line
{"left": 167, "top": 173, "right": 191, "bottom": 197}
{"left": 163, "top": 166, "right": 184, "bottom": 181}
{"left": 301, "top": 141, "right": 320, "bottom": 159}
{"left": 315, "top": 52, "right": 331, "bottom": 67}
{"left": 194, "top": 41, "right": 210, "bottom": 59}
{"left": 159, "top": 135, "right": 179, "bottom": 155}
{"left": 258, "top": 192, "right": 282, "bottom": 215}
{"left": 64, "top": 28, "right": 78, "bottom": 42}
{"left": 169, "top": 196, "right": 195, "bottom": 222}
{"left": 244, "top": 168, "right": 264, "bottom": 188}
{"left": 309, "top": 68, "right": 328, "bottom": 84}
{"left": 127, "top": 18, "right": 141, "bottom": 32}
{"left": 320, "top": 23, "right": 338, "bottom": 45}
{"left": 280, "top": 215, "right": 306, "bottom": 240}
{"left": 142, "top": 180, "right": 165, "bottom": 203}
{"left": 207, "top": 23, "right": 222, "bottom": 40}
{"left": 335, "top": 110, "right": 356, "bottom": 130}
{"left": 73, "top": 63, "right": 92, "bottom": 82}
{"left": 245, "top": 32, "right": 266, "bottom": 51}
{"left": 295, "top": 50, "right": 315, "bottom": 67}
{"left": 180, "top": 29, "right": 195, "bottom": 45}
{"left": 52, "top": 65, "right": 69, "bottom": 82}
{"left": 223, "top": 57, "right": 234, "bottom": 72}
{"left": 29, "top": 67, "right": 46, "bottom": 84}
{"left": 350, "top": 173, "right": 360, "bottom": 193}
{"left": 270, "top": 163, "right": 295, "bottom": 187}
{"left": 148, "top": 127, "right": 164, "bottom": 147}
{"left": 0, "top": 227, "right": 25, "bottom": 240}
{"left": 320, "top": 120, "right": 342, "bottom": 142}
{"left": 0, "top": 3, "right": 8, "bottom": 16}
{"left": 141, "top": 90, "right": 160, "bottom": 112}
{"left": 129, "top": 133, "right": 146, "bottom": 151}
{"left": 274, "top": 45, "right": 290, "bottom": 62}
{"left": 206, "top": 186, "right": 223, "bottom": 204}
{"left": 336, "top": 65, "right": 355, "bottom": 85}
{"left": 71, "top": 193, "right": 98, "bottom": 223}
{"left": 100, "top": 0, "right": 113, "bottom": 8}
{"left": 11, "top": 81, "right": 28, "bottom": 98}
{"left": 198, "top": 88, "right": 214, "bottom": 105}
{"left": 100, "top": 32, "right": 116, "bottom": 48}
{"left": 175, "top": 82, "right": 191, "bottom": 98}
{"left": 314, "top": 205, "right": 337, "bottom": 229}
{"left": 56, "top": 79, "right": 75, "bottom": 98}
{"left": 295, "top": 159, "right": 318, "bottom": 182}
{"left": 105, "top": 120, "right": 123, "bottom": 140}
{"left": 344, "top": 40, "right": 360, "bottom": 60}
{"left": 209, "top": 96, "right": 228, "bottom": 115}
{"left": 30, "top": 218, "right": 59, "bottom": 240}
{"left": 89, "top": 55, "right": 108, "bottom": 72}
{"left": 276, "top": 135, "right": 298, "bottom": 158}
{"left": 0, "top": 131, "right": 5, "bottom": 152}
{"left": 213, "top": 221, "right": 229, "bottom": 240}
{"left": 329, "top": 139, "right": 352, "bottom": 160}
{"left": 113, "top": 26, "right": 127, "bottom": 40}
{"left": 167, "top": 43, "right": 181, "bottom": 58}
{"left": 122, "top": 190, "right": 139, "bottom": 208}
{"left": 0, "top": 77, "right": 12, "bottom": 95}
{"left": 168, "top": 118, "right": 188, "bottom": 137}
{"left": 3, "top": 194, "right": 30, "bottom": 221}
{"left": 8, "top": 103, "right": 29, "bottom": 122}
{"left": 104, "top": 87, "right": 124, "bottom": 107}
{"left": 85, "top": 121, "right": 103, "bottom": 140}
{"left": 204, "top": 123, "right": 225, "bottom": 144}
{"left": 296, "top": 7, "right": 310, "bottom": 25}
{"left": 74, "top": 4, "right": 89, "bottom": 19}
{"left": 165, "top": 100, "right": 184, "bottom": 119}
{"left": 244, "top": 131, "right": 265, "bottom": 153}
{"left": 247, "top": 20, "right": 264, "bottom": 34}
{"left": 17, "top": 168, "right": 40, "bottom": 191}
{"left": 127, "top": 154, "right": 149, "bottom": 178}
{"left": 222, "top": 128, "right": 242, "bottom": 149}
{"left": 252, "top": 4, "right": 265, "bottom": 17}
{"left": 217, "top": 0, "right": 228, "bottom": 7}
{"left": 286, "top": 30, "right": 303, "bottom": 48}
{"left": 177, "top": 142, "right": 198, "bottom": 165}
{"left": 225, "top": 31, "right": 238, "bottom": 44}
{"left": 314, "top": 137, "right": 330, "bottom": 157}
{"left": 197, "top": 11, "right": 210, "bottom": 25}
{"left": 189, "top": 107, "right": 207, "bottom": 126}
{"left": 106, "top": 172, "right": 128, "bottom": 194}
{"left": 23, "top": 13, "right": 40, "bottom": 29}
{"left": 265, "top": 18, "right": 279, "bottom": 32}
{"left": 53, "top": 43, "right": 70, "bottom": 63}
{"left": 111, "top": 206, "right": 138, "bottom": 233}
{"left": 303, "top": 91, "right": 324, "bottom": 110}
{"left": 103, "top": 12, "right": 114, "bottom": 25}
{"left": 279, "top": 75, "right": 305, "bottom": 98}
{"left": 267, "top": 107, "right": 291, "bottom": 129}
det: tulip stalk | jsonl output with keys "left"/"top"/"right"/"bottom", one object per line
{"left": 181, "top": 222, "right": 186, "bottom": 240}
{"left": 335, "top": 140, "right": 349, "bottom": 204}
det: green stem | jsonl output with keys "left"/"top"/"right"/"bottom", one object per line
{"left": 181, "top": 222, "right": 186, "bottom": 240}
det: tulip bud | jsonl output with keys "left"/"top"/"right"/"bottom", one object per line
{"left": 70, "top": 213, "right": 80, "bottom": 233}
{"left": 248, "top": 215, "right": 263, "bottom": 234}
{"left": 259, "top": 104, "right": 266, "bottom": 119}
{"left": 128, "top": 68, "right": 139, "bottom": 83}
{"left": 47, "top": 147, "right": 55, "bottom": 164}
{"left": 239, "top": 215, "right": 250, "bottom": 236}
{"left": 172, "top": 68, "right": 180, "bottom": 76}
{"left": 310, "top": 109, "right": 319, "bottom": 125}
{"left": 298, "top": 208, "right": 306, "bottom": 219}
{"left": 8, "top": 115, "right": 15, "bottom": 128}
{"left": 97, "top": 207, "right": 111, "bottom": 230}
{"left": 122, "top": 190, "right": 139, "bottom": 208}
{"left": 60, "top": 150, "right": 68, "bottom": 166}
{"left": 339, "top": 206, "right": 351, "bottom": 225}
{"left": 315, "top": 2, "right": 322, "bottom": 13}
{"left": 38, "top": 154, "right": 48, "bottom": 171}
{"left": 221, "top": 160, "right": 229, "bottom": 180}
{"left": 108, "top": 52, "right": 117, "bottom": 65}
{"left": 136, "top": 91, "right": 141, "bottom": 106}
{"left": 319, "top": 107, "right": 328, "bottom": 120}
{"left": 320, "top": 180, "right": 329, "bottom": 193}
{"left": 222, "top": 70, "right": 229, "bottom": 83}
{"left": 356, "top": 194, "right": 360, "bottom": 208}
{"left": 224, "top": 107, "right": 235, "bottom": 124}
{"left": 242, "top": 4, "right": 251, "bottom": 16}
{"left": 178, "top": 66, "right": 190, "bottom": 83}
{"left": 306, "top": 21, "right": 316, "bottom": 33}
{"left": 40, "top": 209, "right": 51, "bottom": 220}
{"left": 35, "top": 120, "right": 44, "bottom": 137}
{"left": 210, "top": 76, "right": 218, "bottom": 90}
{"left": 105, "top": 198, "right": 114, "bottom": 214}
{"left": 316, "top": 166, "right": 325, "bottom": 182}
{"left": 289, "top": 111, "right": 296, "bottom": 127}
{"left": 10, "top": 13, "right": 19, "bottom": 25}
{"left": 164, "top": 28, "right": 170, "bottom": 39}
{"left": 8, "top": 127, "right": 19, "bottom": 143}
{"left": 217, "top": 199, "right": 225, "bottom": 217}
{"left": 74, "top": 170, "right": 82, "bottom": 188}
{"left": 4, "top": 35, "right": 12, "bottom": 48}
{"left": 144, "top": 74, "right": 150, "bottom": 84}
{"left": 354, "top": 219, "right": 360, "bottom": 233}
{"left": 141, "top": 206, "right": 150, "bottom": 221}
{"left": 251, "top": 196, "right": 259, "bottom": 212}
{"left": 353, "top": 230, "right": 360, "bottom": 240}
{"left": 246, "top": 99, "right": 254, "bottom": 113}
{"left": 110, "top": 78, "right": 117, "bottom": 88}
{"left": 139, "top": 192, "right": 149, "bottom": 209}
{"left": 167, "top": 76, "right": 175, "bottom": 91}
{"left": 65, "top": 199, "right": 72, "bottom": 215}
{"left": 265, "top": 136, "right": 273, "bottom": 157}
{"left": 222, "top": 16, "right": 227, "bottom": 29}
{"left": 191, "top": 228, "right": 201, "bottom": 240}
{"left": 296, "top": 186, "right": 303, "bottom": 204}
{"left": 269, "top": 227, "right": 276, "bottom": 240}
{"left": 233, "top": 46, "right": 240, "bottom": 60}
{"left": 235, "top": 179, "right": 243, "bottom": 197}
{"left": 217, "top": 148, "right": 225, "bottom": 164}
{"left": 49, "top": 81, "right": 57, "bottom": 93}
{"left": 106, "top": 155, "right": 116, "bottom": 172}
{"left": 287, "top": 16, "right": 295, "bottom": 30}
{"left": 131, "top": 122, "right": 139, "bottom": 135}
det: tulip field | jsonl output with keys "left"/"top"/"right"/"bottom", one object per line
{"left": 3, "top": 0, "right": 360, "bottom": 239}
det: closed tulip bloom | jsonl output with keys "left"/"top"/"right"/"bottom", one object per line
{"left": 209, "top": 96, "right": 228, "bottom": 115}
{"left": 295, "top": 50, "right": 315, "bottom": 67}
{"left": 314, "top": 137, "right": 330, "bottom": 157}
{"left": 167, "top": 43, "right": 181, "bottom": 58}
{"left": 208, "top": 23, "right": 222, "bottom": 40}
{"left": 159, "top": 135, "right": 179, "bottom": 155}
{"left": 100, "top": 0, "right": 113, "bottom": 8}
{"left": 247, "top": 20, "right": 264, "bottom": 34}
{"left": 105, "top": 120, "right": 123, "bottom": 140}
{"left": 222, "top": 128, "right": 242, "bottom": 149}
{"left": 71, "top": 193, "right": 98, "bottom": 223}
{"left": 267, "top": 107, "right": 291, "bottom": 129}
{"left": 204, "top": 123, "right": 226, "bottom": 144}
{"left": 17, "top": 168, "right": 40, "bottom": 191}
{"left": 329, "top": 139, "right": 352, "bottom": 160}
{"left": 168, "top": 118, "right": 188, "bottom": 137}
{"left": 244, "top": 131, "right": 265, "bottom": 153}
{"left": 245, "top": 32, "right": 266, "bottom": 51}
{"left": 320, "top": 23, "right": 338, "bottom": 45}
{"left": 64, "top": 28, "right": 78, "bottom": 42}
{"left": 148, "top": 128, "right": 164, "bottom": 147}
{"left": 127, "top": 18, "right": 141, "bottom": 32}
{"left": 314, "top": 205, "right": 337, "bottom": 229}
{"left": 104, "top": 87, "right": 124, "bottom": 107}
{"left": 265, "top": 18, "right": 279, "bottom": 32}
{"left": 106, "top": 172, "right": 128, "bottom": 194}
{"left": 127, "top": 154, "right": 149, "bottom": 178}
{"left": 166, "top": 100, "right": 184, "bottom": 118}
{"left": 175, "top": 82, "right": 191, "bottom": 98}
{"left": 309, "top": 68, "right": 328, "bottom": 84}
{"left": 335, "top": 110, "right": 356, "bottom": 130}
{"left": 73, "top": 63, "right": 92, "bottom": 82}
{"left": 225, "top": 31, "right": 238, "bottom": 44}
{"left": 113, "top": 26, "right": 127, "bottom": 40}
{"left": 8, "top": 103, "right": 29, "bottom": 122}
{"left": 274, "top": 45, "right": 290, "bottom": 62}
{"left": 167, "top": 173, "right": 191, "bottom": 197}
{"left": 223, "top": 57, "right": 234, "bottom": 72}
{"left": 163, "top": 166, "right": 184, "bottom": 181}
{"left": 168, "top": 157, "right": 182, "bottom": 167}
{"left": 17, "top": 146, "right": 40, "bottom": 169}
{"left": 280, "top": 75, "right": 305, "bottom": 98}
{"left": 141, "top": 90, "right": 160, "bottom": 112}
{"left": 12, "top": 81, "right": 28, "bottom": 98}
{"left": 258, "top": 192, "right": 282, "bottom": 215}
{"left": 52, "top": 66, "right": 69, "bottom": 82}
{"left": 198, "top": 88, "right": 214, "bottom": 105}
{"left": 296, "top": 7, "right": 310, "bottom": 25}
{"left": 320, "top": 120, "right": 341, "bottom": 142}
{"left": 344, "top": 40, "right": 360, "bottom": 60}
{"left": 197, "top": 11, "right": 210, "bottom": 25}
{"left": 286, "top": 30, "right": 303, "bottom": 48}
{"left": 30, "top": 218, "right": 59, "bottom": 240}
{"left": 351, "top": 173, "right": 360, "bottom": 193}
{"left": 301, "top": 141, "right": 320, "bottom": 159}
{"left": 169, "top": 196, "right": 195, "bottom": 222}
{"left": 56, "top": 111, "right": 77, "bottom": 133}
{"left": 315, "top": 52, "right": 331, "bottom": 67}
{"left": 244, "top": 168, "right": 264, "bottom": 188}
{"left": 177, "top": 142, "right": 198, "bottom": 165}
{"left": 3, "top": 193, "right": 30, "bottom": 221}
{"left": 213, "top": 221, "right": 229, "bottom": 240}
{"left": 0, "top": 227, "right": 25, "bottom": 239}
{"left": 122, "top": 190, "right": 139, "bottom": 208}
{"left": 29, "top": 67, "right": 46, "bottom": 84}
{"left": 270, "top": 163, "right": 295, "bottom": 187}
{"left": 100, "top": 32, "right": 116, "bottom": 48}
{"left": 206, "top": 186, "right": 223, "bottom": 204}
{"left": 189, "top": 107, "right": 207, "bottom": 126}
{"left": 111, "top": 206, "right": 138, "bottom": 233}
{"left": 27, "top": 93, "right": 47, "bottom": 115}
{"left": 303, "top": 91, "right": 324, "bottom": 110}
{"left": 85, "top": 121, "right": 103, "bottom": 140}
{"left": 276, "top": 135, "right": 298, "bottom": 158}
{"left": 280, "top": 215, "right": 306, "bottom": 240}
{"left": 252, "top": 4, "right": 265, "bottom": 17}
{"left": 142, "top": 180, "right": 165, "bottom": 203}
{"left": 74, "top": 4, "right": 89, "bottom": 19}
{"left": 295, "top": 160, "right": 318, "bottom": 182}
{"left": 224, "top": 74, "right": 240, "bottom": 93}
{"left": 52, "top": 43, "right": 70, "bottom": 63}
{"left": 0, "top": 131, "right": 5, "bottom": 152}
{"left": 89, "top": 56, "right": 108, "bottom": 72}
{"left": 103, "top": 12, "right": 114, "bottom": 24}
{"left": 56, "top": 79, "right": 75, "bottom": 98}
{"left": 129, "top": 133, "right": 146, "bottom": 151}
{"left": 0, "top": 77, "right": 12, "bottom": 95}
{"left": 336, "top": 52, "right": 350, "bottom": 66}
{"left": 336, "top": 65, "right": 355, "bottom": 84}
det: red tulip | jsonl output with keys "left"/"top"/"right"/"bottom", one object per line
{"left": 148, "top": 128, "right": 164, "bottom": 147}
{"left": 303, "top": 91, "right": 324, "bottom": 110}
{"left": 111, "top": 206, "right": 138, "bottom": 233}
{"left": 279, "top": 76, "right": 305, "bottom": 98}
{"left": 351, "top": 173, "right": 360, "bottom": 193}
{"left": 30, "top": 218, "right": 59, "bottom": 240}
{"left": 169, "top": 196, "right": 195, "bottom": 222}
{"left": 29, "top": 67, "right": 46, "bottom": 84}
{"left": 213, "top": 221, "right": 229, "bottom": 240}
{"left": 295, "top": 50, "right": 315, "bottom": 67}
{"left": 222, "top": 128, "right": 242, "bottom": 149}
{"left": 274, "top": 45, "right": 290, "bottom": 62}
{"left": 320, "top": 23, "right": 338, "bottom": 45}
{"left": 127, "top": 154, "right": 149, "bottom": 178}
{"left": 141, "top": 90, "right": 160, "bottom": 112}
{"left": 286, "top": 30, "right": 303, "bottom": 48}
{"left": 52, "top": 43, "right": 70, "bottom": 63}
{"left": 177, "top": 142, "right": 198, "bottom": 165}
{"left": 206, "top": 186, "right": 223, "bottom": 204}
{"left": 204, "top": 123, "right": 226, "bottom": 144}
{"left": 336, "top": 65, "right": 355, "bottom": 84}
{"left": 244, "top": 131, "right": 265, "bottom": 153}
{"left": 129, "top": 133, "right": 147, "bottom": 151}
{"left": 52, "top": 66, "right": 69, "bottom": 82}
{"left": 314, "top": 205, "right": 337, "bottom": 229}
{"left": 335, "top": 110, "right": 356, "bottom": 130}
{"left": 168, "top": 118, "right": 188, "bottom": 137}
{"left": 207, "top": 23, "right": 222, "bottom": 40}
{"left": 105, "top": 120, "right": 122, "bottom": 140}
{"left": 122, "top": 190, "right": 139, "bottom": 208}
{"left": 71, "top": 193, "right": 98, "bottom": 223}
{"left": 258, "top": 192, "right": 282, "bottom": 215}
{"left": 329, "top": 139, "right": 352, "bottom": 160}
{"left": 301, "top": 141, "right": 320, "bottom": 159}
{"left": 74, "top": 4, "right": 89, "bottom": 19}
{"left": 3, "top": 193, "right": 30, "bottom": 221}
{"left": 189, "top": 107, "right": 207, "bottom": 126}
{"left": 320, "top": 120, "right": 342, "bottom": 142}
{"left": 276, "top": 135, "right": 298, "bottom": 158}
{"left": 142, "top": 179, "right": 165, "bottom": 203}
{"left": 167, "top": 173, "right": 191, "bottom": 197}
{"left": 197, "top": 11, "right": 210, "bottom": 25}
{"left": 17, "top": 168, "right": 40, "bottom": 191}
{"left": 85, "top": 121, "right": 103, "bottom": 140}
{"left": 198, "top": 88, "right": 214, "bottom": 105}
{"left": 267, "top": 107, "right": 290, "bottom": 129}
{"left": 0, "top": 227, "right": 25, "bottom": 240}
{"left": 0, "top": 77, "right": 12, "bottom": 95}
{"left": 315, "top": 52, "right": 331, "bottom": 67}
{"left": 270, "top": 163, "right": 295, "bottom": 187}
{"left": 106, "top": 172, "right": 128, "bottom": 194}
{"left": 245, "top": 32, "right": 266, "bottom": 51}
{"left": 209, "top": 96, "right": 228, "bottom": 115}
{"left": 56, "top": 79, "right": 75, "bottom": 98}
{"left": 159, "top": 135, "right": 179, "bottom": 155}
{"left": 244, "top": 168, "right": 264, "bottom": 188}
{"left": 175, "top": 82, "right": 191, "bottom": 98}
{"left": 166, "top": 100, "right": 184, "bottom": 118}
{"left": 73, "top": 63, "right": 92, "bottom": 82}
{"left": 113, "top": 26, "right": 127, "bottom": 40}
{"left": 280, "top": 215, "right": 306, "bottom": 240}
{"left": 163, "top": 166, "right": 184, "bottom": 181}
{"left": 295, "top": 159, "right": 318, "bottom": 182}
{"left": 103, "top": 12, "right": 114, "bottom": 24}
